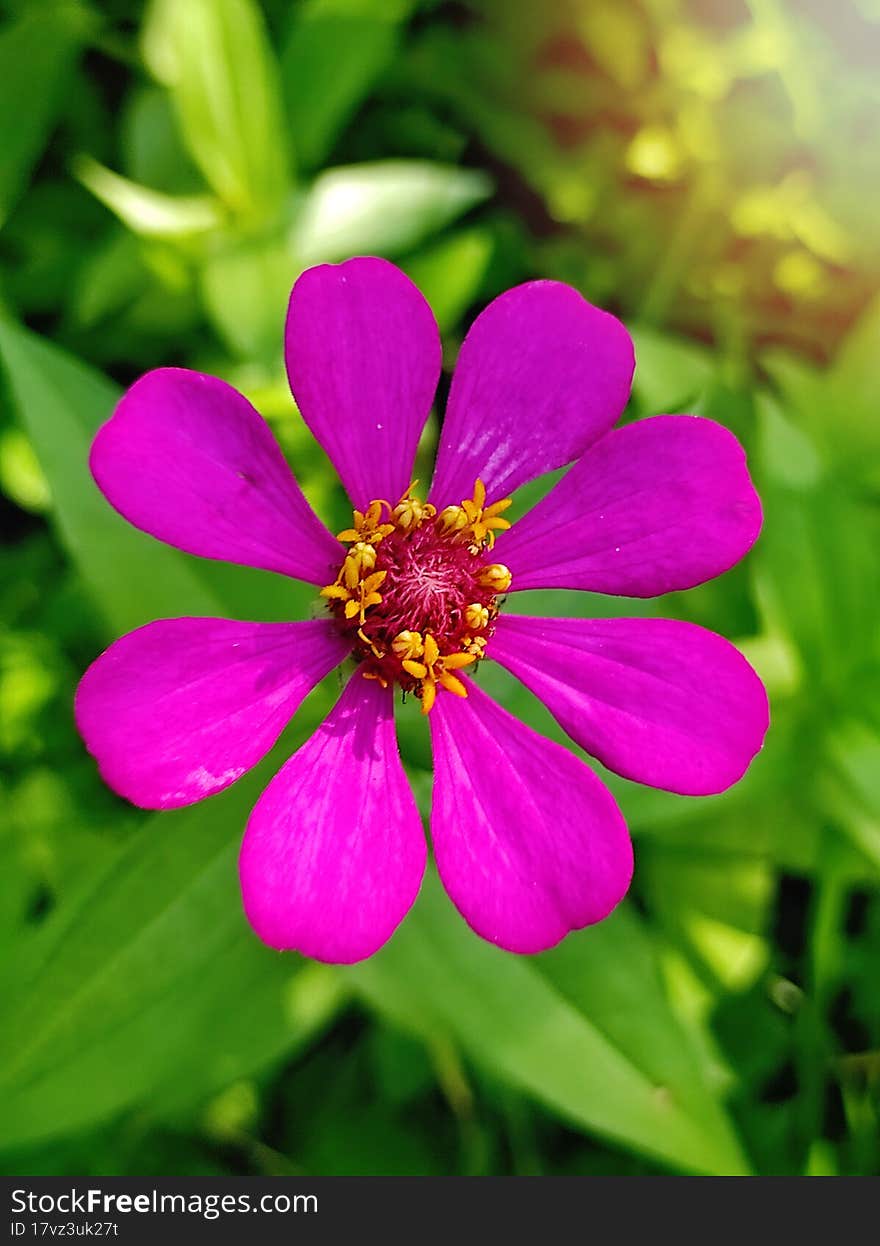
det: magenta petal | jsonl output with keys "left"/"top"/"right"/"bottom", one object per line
{"left": 240, "top": 673, "right": 426, "bottom": 963}
{"left": 430, "top": 281, "right": 634, "bottom": 506}
{"left": 490, "top": 615, "right": 769, "bottom": 796}
{"left": 428, "top": 681, "right": 632, "bottom": 954}
{"left": 91, "top": 368, "right": 341, "bottom": 584}
{"left": 285, "top": 257, "right": 441, "bottom": 509}
{"left": 496, "top": 415, "right": 762, "bottom": 596}
{"left": 75, "top": 617, "right": 350, "bottom": 809}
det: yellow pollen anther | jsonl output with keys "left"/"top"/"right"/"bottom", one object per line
{"left": 463, "top": 635, "right": 488, "bottom": 658}
{"left": 417, "top": 631, "right": 476, "bottom": 715}
{"left": 337, "top": 499, "right": 395, "bottom": 545}
{"left": 459, "top": 478, "right": 513, "bottom": 548}
{"left": 321, "top": 568, "right": 386, "bottom": 624}
{"left": 391, "top": 482, "right": 436, "bottom": 531}
{"left": 464, "top": 603, "right": 490, "bottom": 631}
{"left": 436, "top": 504, "right": 469, "bottom": 535}
{"left": 392, "top": 630, "right": 424, "bottom": 662}
{"left": 357, "top": 627, "right": 385, "bottom": 660}
{"left": 423, "top": 632, "right": 440, "bottom": 667}
{"left": 478, "top": 563, "right": 512, "bottom": 593}
{"left": 421, "top": 679, "right": 438, "bottom": 715}
{"left": 441, "top": 652, "right": 479, "bottom": 671}
{"left": 341, "top": 540, "right": 377, "bottom": 588}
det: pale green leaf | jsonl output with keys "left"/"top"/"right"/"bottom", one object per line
{"left": 142, "top": 0, "right": 290, "bottom": 218}
{"left": 291, "top": 161, "right": 491, "bottom": 266}
{"left": 0, "top": 426, "right": 50, "bottom": 512}
{"left": 74, "top": 155, "right": 224, "bottom": 239}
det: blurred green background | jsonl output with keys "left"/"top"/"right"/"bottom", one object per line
{"left": 1, "top": 0, "right": 878, "bottom": 1178}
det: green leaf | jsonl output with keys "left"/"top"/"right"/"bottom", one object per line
{"left": 0, "top": 324, "right": 347, "bottom": 1150}
{"left": 754, "top": 394, "right": 823, "bottom": 491}
{"left": 825, "top": 292, "right": 880, "bottom": 469}
{"left": 0, "top": 426, "right": 50, "bottom": 512}
{"left": 763, "top": 300, "right": 880, "bottom": 488}
{"left": 640, "top": 846, "right": 772, "bottom": 993}
{"left": 142, "top": 0, "right": 290, "bottom": 218}
{"left": 200, "top": 169, "right": 491, "bottom": 359}
{"left": 403, "top": 227, "right": 493, "bottom": 332}
{"left": 68, "top": 232, "right": 151, "bottom": 330}
{"left": 281, "top": 0, "right": 417, "bottom": 171}
{"left": 536, "top": 902, "right": 746, "bottom": 1134}
{"left": 0, "top": 4, "right": 89, "bottom": 227}
{"left": 823, "top": 720, "right": 880, "bottom": 871}
{"left": 0, "top": 708, "right": 344, "bottom": 1150}
{"left": 74, "top": 155, "right": 224, "bottom": 239}
{"left": 199, "top": 231, "right": 296, "bottom": 361}
{"left": 292, "top": 161, "right": 492, "bottom": 266}
{"left": 0, "top": 318, "right": 217, "bottom": 634}
{"left": 348, "top": 871, "right": 750, "bottom": 1174}
{"left": 0, "top": 318, "right": 313, "bottom": 635}
{"left": 630, "top": 324, "right": 714, "bottom": 413}
{"left": 120, "top": 85, "right": 204, "bottom": 194}
{"left": 754, "top": 397, "right": 879, "bottom": 689}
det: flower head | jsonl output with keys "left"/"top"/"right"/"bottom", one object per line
{"left": 320, "top": 476, "right": 504, "bottom": 708}
{"left": 76, "top": 257, "right": 769, "bottom": 963}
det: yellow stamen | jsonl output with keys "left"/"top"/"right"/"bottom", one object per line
{"left": 319, "top": 583, "right": 350, "bottom": 601}
{"left": 458, "top": 478, "right": 513, "bottom": 548}
{"left": 392, "top": 630, "right": 424, "bottom": 662}
{"left": 417, "top": 632, "right": 476, "bottom": 715}
{"left": 478, "top": 563, "right": 512, "bottom": 593}
{"left": 421, "top": 679, "right": 437, "bottom": 715}
{"left": 439, "top": 652, "right": 477, "bottom": 671}
{"left": 437, "top": 671, "right": 469, "bottom": 697}
{"left": 391, "top": 481, "right": 436, "bottom": 531}
{"left": 423, "top": 632, "right": 440, "bottom": 667}
{"left": 337, "top": 499, "right": 395, "bottom": 545}
{"left": 463, "top": 635, "right": 487, "bottom": 659}
{"left": 320, "top": 568, "right": 387, "bottom": 625}
{"left": 355, "top": 570, "right": 387, "bottom": 622}
{"left": 357, "top": 627, "right": 384, "bottom": 659}
{"left": 436, "top": 504, "right": 469, "bottom": 535}
{"left": 342, "top": 540, "right": 377, "bottom": 588}
{"left": 464, "top": 603, "right": 489, "bottom": 631}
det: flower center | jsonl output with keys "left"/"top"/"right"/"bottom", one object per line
{"left": 321, "top": 480, "right": 513, "bottom": 713}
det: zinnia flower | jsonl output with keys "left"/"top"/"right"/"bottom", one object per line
{"left": 76, "top": 257, "right": 769, "bottom": 962}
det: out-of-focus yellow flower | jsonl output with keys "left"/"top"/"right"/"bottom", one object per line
{"left": 626, "top": 125, "right": 685, "bottom": 183}
{"left": 774, "top": 250, "right": 826, "bottom": 297}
